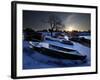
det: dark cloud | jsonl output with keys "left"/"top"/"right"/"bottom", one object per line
{"left": 23, "top": 10, "right": 90, "bottom": 31}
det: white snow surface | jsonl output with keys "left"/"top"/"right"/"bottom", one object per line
{"left": 23, "top": 39, "right": 90, "bottom": 69}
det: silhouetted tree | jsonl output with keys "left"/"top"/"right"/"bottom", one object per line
{"left": 48, "top": 15, "right": 64, "bottom": 36}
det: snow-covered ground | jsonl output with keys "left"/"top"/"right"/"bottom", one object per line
{"left": 23, "top": 38, "right": 90, "bottom": 69}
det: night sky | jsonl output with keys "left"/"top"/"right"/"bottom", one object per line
{"left": 23, "top": 10, "right": 90, "bottom": 31}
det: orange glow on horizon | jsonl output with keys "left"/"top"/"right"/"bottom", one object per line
{"left": 65, "top": 26, "right": 75, "bottom": 32}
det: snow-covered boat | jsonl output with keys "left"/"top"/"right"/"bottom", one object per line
{"left": 45, "top": 36, "right": 73, "bottom": 45}
{"left": 61, "top": 39, "right": 73, "bottom": 45}
{"left": 29, "top": 41, "right": 87, "bottom": 61}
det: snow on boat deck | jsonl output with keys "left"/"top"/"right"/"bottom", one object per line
{"left": 23, "top": 40, "right": 90, "bottom": 69}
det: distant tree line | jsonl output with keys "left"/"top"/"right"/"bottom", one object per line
{"left": 23, "top": 28, "right": 44, "bottom": 41}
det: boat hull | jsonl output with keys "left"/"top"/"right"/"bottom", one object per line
{"left": 31, "top": 46, "right": 86, "bottom": 61}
